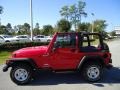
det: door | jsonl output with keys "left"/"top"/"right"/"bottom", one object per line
{"left": 40, "top": 35, "right": 46, "bottom": 42}
{"left": 18, "top": 36, "right": 29, "bottom": 42}
{"left": 50, "top": 33, "right": 80, "bottom": 70}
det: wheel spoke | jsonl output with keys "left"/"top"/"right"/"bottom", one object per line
{"left": 87, "top": 66, "right": 100, "bottom": 79}
{"left": 14, "top": 68, "right": 28, "bottom": 81}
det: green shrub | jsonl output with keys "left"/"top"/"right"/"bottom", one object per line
{"left": 0, "top": 42, "right": 49, "bottom": 50}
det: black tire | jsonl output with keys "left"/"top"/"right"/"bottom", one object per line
{"left": 10, "top": 64, "right": 32, "bottom": 85}
{"left": 82, "top": 62, "right": 102, "bottom": 82}
{"left": 47, "top": 40, "right": 50, "bottom": 42}
{"left": 38, "top": 39, "right": 41, "bottom": 42}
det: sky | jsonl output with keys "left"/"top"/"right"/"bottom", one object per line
{"left": 0, "top": 0, "right": 120, "bottom": 32}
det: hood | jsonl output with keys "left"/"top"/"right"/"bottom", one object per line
{"left": 13, "top": 46, "right": 48, "bottom": 57}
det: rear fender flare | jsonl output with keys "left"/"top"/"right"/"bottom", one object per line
{"left": 77, "top": 55, "right": 105, "bottom": 69}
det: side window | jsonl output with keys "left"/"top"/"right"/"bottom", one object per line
{"left": 17, "top": 36, "right": 21, "bottom": 38}
{"left": 55, "top": 34, "right": 76, "bottom": 48}
{"left": 16, "top": 36, "right": 20, "bottom": 38}
{"left": 22, "top": 36, "right": 27, "bottom": 38}
{"left": 40, "top": 36, "right": 44, "bottom": 38}
{"left": 90, "top": 35, "right": 100, "bottom": 47}
{"left": 36, "top": 36, "right": 40, "bottom": 38}
{"left": 79, "top": 34, "right": 101, "bottom": 48}
{"left": 82, "top": 35, "right": 89, "bottom": 47}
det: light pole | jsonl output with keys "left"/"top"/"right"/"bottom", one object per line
{"left": 91, "top": 13, "right": 94, "bottom": 39}
{"left": 30, "top": 0, "right": 33, "bottom": 41}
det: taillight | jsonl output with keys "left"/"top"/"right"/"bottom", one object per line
{"left": 103, "top": 53, "right": 108, "bottom": 58}
{"left": 103, "top": 53, "right": 111, "bottom": 58}
{"left": 109, "top": 53, "right": 111, "bottom": 58}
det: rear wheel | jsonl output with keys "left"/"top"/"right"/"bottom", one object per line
{"left": 10, "top": 64, "right": 32, "bottom": 85}
{"left": 82, "top": 62, "right": 102, "bottom": 82}
{"left": 47, "top": 40, "right": 50, "bottom": 42}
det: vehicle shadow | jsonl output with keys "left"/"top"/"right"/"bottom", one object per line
{"left": 28, "top": 67, "right": 120, "bottom": 87}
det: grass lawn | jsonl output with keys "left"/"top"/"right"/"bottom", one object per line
{"left": 0, "top": 51, "right": 12, "bottom": 64}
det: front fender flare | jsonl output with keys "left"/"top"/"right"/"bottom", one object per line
{"left": 3, "top": 58, "right": 38, "bottom": 72}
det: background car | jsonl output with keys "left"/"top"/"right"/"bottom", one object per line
{"left": 0, "top": 36, "right": 5, "bottom": 44}
{"left": 0, "top": 35, "right": 17, "bottom": 43}
{"left": 14, "top": 35, "right": 31, "bottom": 42}
{"left": 0, "top": 35, "right": 31, "bottom": 43}
{"left": 33, "top": 35, "right": 52, "bottom": 42}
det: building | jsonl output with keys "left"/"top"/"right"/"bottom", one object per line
{"left": 114, "top": 26, "right": 120, "bottom": 37}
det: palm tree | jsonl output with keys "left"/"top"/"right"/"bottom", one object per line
{"left": 59, "top": 6, "right": 69, "bottom": 20}
{"left": 0, "top": 6, "right": 3, "bottom": 25}
{"left": 77, "top": 1, "right": 87, "bottom": 24}
{"left": 0, "top": 6, "right": 3, "bottom": 14}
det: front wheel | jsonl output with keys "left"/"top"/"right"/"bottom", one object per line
{"left": 82, "top": 62, "right": 102, "bottom": 82}
{"left": 10, "top": 64, "right": 32, "bottom": 85}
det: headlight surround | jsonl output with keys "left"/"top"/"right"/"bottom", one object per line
{"left": 12, "top": 53, "right": 16, "bottom": 58}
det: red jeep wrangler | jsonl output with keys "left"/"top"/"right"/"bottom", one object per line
{"left": 3, "top": 32, "right": 112, "bottom": 85}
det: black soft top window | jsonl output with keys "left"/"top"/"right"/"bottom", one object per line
{"left": 78, "top": 33, "right": 102, "bottom": 52}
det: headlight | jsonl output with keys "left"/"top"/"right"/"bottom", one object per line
{"left": 12, "top": 54, "right": 16, "bottom": 58}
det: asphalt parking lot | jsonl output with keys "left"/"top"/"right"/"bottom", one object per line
{"left": 0, "top": 39, "right": 120, "bottom": 90}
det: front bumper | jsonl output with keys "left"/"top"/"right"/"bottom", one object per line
{"left": 3, "top": 62, "right": 12, "bottom": 72}
{"left": 3, "top": 65, "right": 9, "bottom": 72}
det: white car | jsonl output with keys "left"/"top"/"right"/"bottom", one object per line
{"left": 0, "top": 35, "right": 16, "bottom": 43}
{"left": 0, "top": 36, "right": 5, "bottom": 44}
{"left": 14, "top": 35, "right": 31, "bottom": 42}
{"left": 0, "top": 35, "right": 31, "bottom": 43}
{"left": 33, "top": 35, "right": 52, "bottom": 42}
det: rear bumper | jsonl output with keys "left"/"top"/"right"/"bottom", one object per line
{"left": 105, "top": 58, "right": 113, "bottom": 69}
{"left": 106, "top": 63, "right": 113, "bottom": 69}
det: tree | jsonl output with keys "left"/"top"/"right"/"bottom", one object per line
{"left": 60, "top": 6, "right": 69, "bottom": 20}
{"left": 102, "top": 31, "right": 108, "bottom": 39}
{"left": 42, "top": 25, "right": 53, "bottom": 35}
{"left": 6, "top": 23, "right": 13, "bottom": 34}
{"left": 77, "top": 0, "right": 87, "bottom": 23}
{"left": 0, "top": 6, "right": 3, "bottom": 14}
{"left": 93, "top": 20, "right": 107, "bottom": 33}
{"left": 16, "top": 25, "right": 23, "bottom": 35}
{"left": 0, "top": 25, "right": 8, "bottom": 34}
{"left": 69, "top": 1, "right": 87, "bottom": 30}
{"left": 77, "top": 22, "right": 91, "bottom": 32}
{"left": 33, "top": 23, "right": 41, "bottom": 35}
{"left": 57, "top": 19, "right": 71, "bottom": 32}
{"left": 69, "top": 4, "right": 78, "bottom": 30}
{"left": 59, "top": 0, "right": 87, "bottom": 30}
{"left": 35, "top": 23, "right": 40, "bottom": 29}
{"left": 110, "top": 31, "right": 116, "bottom": 36}
{"left": 15, "top": 24, "right": 30, "bottom": 35}
{"left": 22, "top": 23, "right": 30, "bottom": 34}
{"left": 13, "top": 26, "right": 18, "bottom": 35}
{"left": 0, "top": 6, "right": 3, "bottom": 25}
